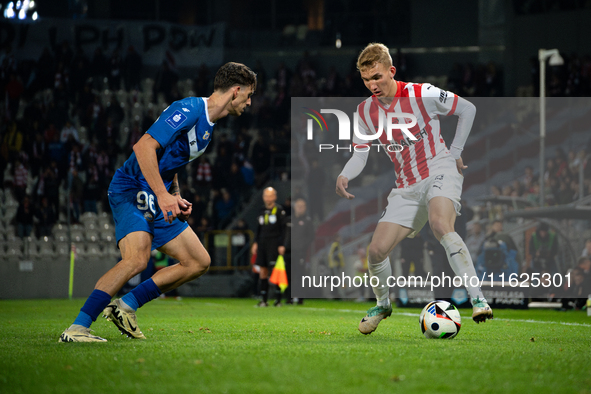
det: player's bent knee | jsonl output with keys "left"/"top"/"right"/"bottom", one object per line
{"left": 429, "top": 219, "right": 452, "bottom": 239}
{"left": 187, "top": 254, "right": 211, "bottom": 280}
{"left": 126, "top": 256, "right": 149, "bottom": 276}
{"left": 368, "top": 243, "right": 388, "bottom": 265}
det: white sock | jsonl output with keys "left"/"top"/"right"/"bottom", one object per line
{"left": 368, "top": 257, "right": 391, "bottom": 307}
{"left": 440, "top": 232, "right": 486, "bottom": 304}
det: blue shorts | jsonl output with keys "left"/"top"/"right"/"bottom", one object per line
{"left": 108, "top": 187, "right": 188, "bottom": 251}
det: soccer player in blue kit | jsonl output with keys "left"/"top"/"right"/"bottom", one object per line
{"left": 59, "top": 62, "right": 256, "bottom": 342}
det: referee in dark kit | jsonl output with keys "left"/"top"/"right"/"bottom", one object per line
{"left": 251, "top": 187, "right": 287, "bottom": 307}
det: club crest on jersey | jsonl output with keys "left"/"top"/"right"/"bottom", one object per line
{"left": 166, "top": 110, "right": 187, "bottom": 129}
{"left": 203, "top": 130, "right": 210, "bottom": 140}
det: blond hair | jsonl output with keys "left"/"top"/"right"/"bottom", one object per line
{"left": 356, "top": 43, "right": 393, "bottom": 71}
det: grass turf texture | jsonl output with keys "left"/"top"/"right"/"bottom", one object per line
{"left": 1, "top": 298, "right": 590, "bottom": 394}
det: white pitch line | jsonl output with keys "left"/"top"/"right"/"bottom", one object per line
{"left": 299, "top": 307, "right": 591, "bottom": 328}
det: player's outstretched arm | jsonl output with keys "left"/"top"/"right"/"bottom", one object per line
{"left": 133, "top": 134, "right": 188, "bottom": 224}
{"left": 335, "top": 148, "right": 369, "bottom": 199}
{"left": 336, "top": 176, "right": 355, "bottom": 200}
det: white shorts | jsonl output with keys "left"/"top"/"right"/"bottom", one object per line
{"left": 378, "top": 166, "right": 463, "bottom": 238}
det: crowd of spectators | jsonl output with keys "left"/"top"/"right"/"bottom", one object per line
{"left": 487, "top": 148, "right": 590, "bottom": 207}
{"left": 0, "top": 40, "right": 286, "bottom": 239}
{"left": 447, "top": 61, "right": 504, "bottom": 97}
{"left": 1, "top": 36, "right": 588, "bottom": 243}
{"left": 530, "top": 52, "right": 591, "bottom": 97}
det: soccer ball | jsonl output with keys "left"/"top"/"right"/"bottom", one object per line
{"left": 419, "top": 300, "right": 462, "bottom": 339}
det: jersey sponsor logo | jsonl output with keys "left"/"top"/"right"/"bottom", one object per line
{"left": 439, "top": 90, "right": 448, "bottom": 104}
{"left": 165, "top": 110, "right": 187, "bottom": 129}
{"left": 395, "top": 127, "right": 429, "bottom": 148}
{"left": 203, "top": 130, "right": 210, "bottom": 140}
{"left": 182, "top": 107, "right": 190, "bottom": 112}
{"left": 190, "top": 140, "right": 197, "bottom": 146}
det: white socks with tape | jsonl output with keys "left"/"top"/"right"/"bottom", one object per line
{"left": 369, "top": 257, "right": 392, "bottom": 307}
{"left": 440, "top": 232, "right": 486, "bottom": 303}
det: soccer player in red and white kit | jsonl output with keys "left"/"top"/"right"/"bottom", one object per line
{"left": 335, "top": 43, "right": 493, "bottom": 335}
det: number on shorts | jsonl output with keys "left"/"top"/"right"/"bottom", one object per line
{"left": 136, "top": 191, "right": 156, "bottom": 214}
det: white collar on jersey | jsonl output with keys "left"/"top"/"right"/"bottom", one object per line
{"left": 202, "top": 97, "right": 215, "bottom": 126}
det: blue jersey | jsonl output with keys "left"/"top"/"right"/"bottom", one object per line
{"left": 110, "top": 97, "right": 214, "bottom": 192}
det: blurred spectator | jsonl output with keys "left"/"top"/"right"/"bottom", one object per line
{"left": 465, "top": 222, "right": 486, "bottom": 262}
{"left": 307, "top": 159, "right": 325, "bottom": 221}
{"left": 124, "top": 46, "right": 142, "bottom": 90}
{"left": 328, "top": 235, "right": 345, "bottom": 276}
{"left": 526, "top": 223, "right": 559, "bottom": 274}
{"left": 30, "top": 132, "right": 46, "bottom": 177}
{"left": 36, "top": 163, "right": 61, "bottom": 217}
{"left": 577, "top": 256, "right": 591, "bottom": 281}
{"left": 215, "top": 189, "right": 235, "bottom": 228}
{"left": 191, "top": 194, "right": 206, "bottom": 224}
{"left": 275, "top": 62, "right": 292, "bottom": 91}
{"left": 353, "top": 247, "right": 370, "bottom": 302}
{"left": 13, "top": 157, "right": 28, "bottom": 201}
{"left": 90, "top": 47, "right": 108, "bottom": 89}
{"left": 290, "top": 197, "right": 314, "bottom": 303}
{"left": 195, "top": 217, "right": 213, "bottom": 240}
{"left": 561, "top": 267, "right": 588, "bottom": 310}
{"left": 226, "top": 162, "right": 248, "bottom": 204}
{"left": 35, "top": 196, "right": 57, "bottom": 237}
{"left": 399, "top": 232, "right": 426, "bottom": 277}
{"left": 195, "top": 157, "right": 212, "bottom": 198}
{"left": 251, "top": 135, "right": 270, "bottom": 186}
{"left": 193, "top": 64, "right": 210, "bottom": 97}
{"left": 476, "top": 236, "right": 519, "bottom": 280}
{"left": 580, "top": 238, "right": 591, "bottom": 258}
{"left": 70, "top": 169, "right": 84, "bottom": 223}
{"left": 153, "top": 61, "right": 178, "bottom": 100}
{"left": 68, "top": 143, "right": 84, "bottom": 173}
{"left": 232, "top": 218, "right": 252, "bottom": 268}
{"left": 2, "top": 122, "right": 23, "bottom": 162}
{"left": 83, "top": 165, "right": 101, "bottom": 214}
{"left": 109, "top": 49, "right": 122, "bottom": 90}
{"left": 240, "top": 159, "right": 255, "bottom": 188}
{"left": 486, "top": 220, "right": 520, "bottom": 256}
{"left": 5, "top": 73, "right": 24, "bottom": 120}
{"left": 15, "top": 195, "right": 34, "bottom": 238}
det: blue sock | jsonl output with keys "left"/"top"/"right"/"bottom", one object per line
{"left": 122, "top": 279, "right": 161, "bottom": 311}
{"left": 75, "top": 289, "right": 112, "bottom": 328}
{"left": 121, "top": 292, "right": 139, "bottom": 311}
{"left": 73, "top": 311, "right": 93, "bottom": 328}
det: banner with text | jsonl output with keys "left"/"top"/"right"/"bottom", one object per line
{"left": 1, "top": 19, "right": 225, "bottom": 67}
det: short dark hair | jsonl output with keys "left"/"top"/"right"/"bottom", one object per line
{"left": 214, "top": 62, "right": 257, "bottom": 92}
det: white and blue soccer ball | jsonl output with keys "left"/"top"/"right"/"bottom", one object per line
{"left": 419, "top": 300, "right": 462, "bottom": 339}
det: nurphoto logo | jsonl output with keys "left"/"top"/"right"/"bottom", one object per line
{"left": 303, "top": 108, "right": 418, "bottom": 153}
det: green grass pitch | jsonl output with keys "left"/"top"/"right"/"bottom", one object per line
{"left": 1, "top": 298, "right": 590, "bottom": 394}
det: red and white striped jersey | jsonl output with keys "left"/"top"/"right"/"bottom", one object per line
{"left": 353, "top": 80, "right": 459, "bottom": 188}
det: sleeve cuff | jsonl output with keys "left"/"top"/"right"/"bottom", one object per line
{"left": 449, "top": 145, "right": 463, "bottom": 160}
